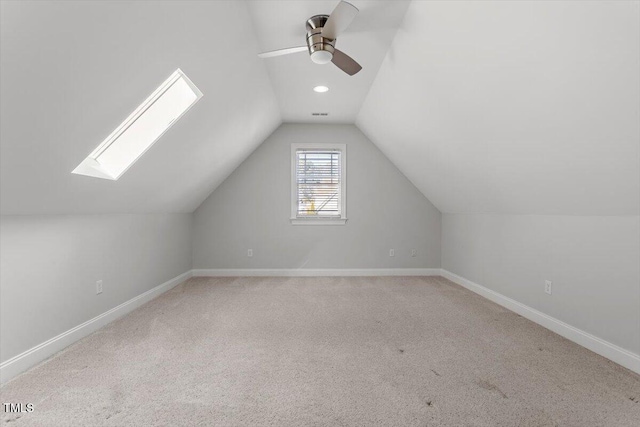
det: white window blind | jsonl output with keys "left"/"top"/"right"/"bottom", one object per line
{"left": 291, "top": 144, "right": 346, "bottom": 224}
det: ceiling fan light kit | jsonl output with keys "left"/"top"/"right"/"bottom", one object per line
{"left": 306, "top": 15, "right": 335, "bottom": 64}
{"left": 258, "top": 1, "right": 362, "bottom": 76}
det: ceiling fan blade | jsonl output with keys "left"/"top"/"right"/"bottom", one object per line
{"left": 322, "top": 1, "right": 359, "bottom": 40}
{"left": 258, "top": 46, "right": 307, "bottom": 59}
{"left": 332, "top": 49, "right": 362, "bottom": 75}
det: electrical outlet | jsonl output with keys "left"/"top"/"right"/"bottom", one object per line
{"left": 545, "top": 280, "right": 552, "bottom": 295}
{"left": 411, "top": 249, "right": 417, "bottom": 257}
{"left": 247, "top": 249, "right": 253, "bottom": 257}
{"left": 96, "top": 280, "right": 103, "bottom": 295}
{"left": 389, "top": 249, "right": 395, "bottom": 257}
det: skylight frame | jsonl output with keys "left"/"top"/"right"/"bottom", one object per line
{"left": 72, "top": 68, "right": 203, "bottom": 181}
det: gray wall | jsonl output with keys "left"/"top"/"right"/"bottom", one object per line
{"left": 442, "top": 214, "right": 640, "bottom": 356}
{"left": 0, "top": 213, "right": 193, "bottom": 363}
{"left": 193, "top": 124, "right": 441, "bottom": 269}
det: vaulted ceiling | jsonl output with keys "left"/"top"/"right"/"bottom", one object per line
{"left": 1, "top": 0, "right": 638, "bottom": 216}
{"left": 358, "top": 0, "right": 640, "bottom": 215}
{"left": 0, "top": 0, "right": 280, "bottom": 214}
{"left": 247, "top": 0, "right": 410, "bottom": 123}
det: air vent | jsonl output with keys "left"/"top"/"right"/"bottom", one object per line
{"left": 311, "top": 112, "right": 329, "bottom": 116}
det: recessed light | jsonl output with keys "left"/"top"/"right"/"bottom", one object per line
{"left": 313, "top": 85, "right": 329, "bottom": 93}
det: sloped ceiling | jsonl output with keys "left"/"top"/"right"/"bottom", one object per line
{"left": 357, "top": 0, "right": 640, "bottom": 215}
{"left": 0, "top": 0, "right": 281, "bottom": 214}
{"left": 3, "top": 1, "right": 638, "bottom": 217}
{"left": 247, "top": 0, "right": 410, "bottom": 123}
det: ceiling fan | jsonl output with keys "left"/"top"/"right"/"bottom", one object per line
{"left": 258, "top": 1, "right": 362, "bottom": 76}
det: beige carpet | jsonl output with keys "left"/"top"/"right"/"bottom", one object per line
{"left": 1, "top": 276, "right": 639, "bottom": 426}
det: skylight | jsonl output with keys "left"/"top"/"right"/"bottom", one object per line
{"left": 72, "top": 69, "right": 203, "bottom": 180}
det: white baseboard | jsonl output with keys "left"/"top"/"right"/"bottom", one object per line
{"left": 440, "top": 269, "right": 640, "bottom": 375}
{"left": 4, "top": 268, "right": 637, "bottom": 384}
{"left": 0, "top": 271, "right": 192, "bottom": 385}
{"left": 192, "top": 268, "right": 441, "bottom": 277}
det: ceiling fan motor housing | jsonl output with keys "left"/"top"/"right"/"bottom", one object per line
{"left": 306, "top": 15, "right": 335, "bottom": 64}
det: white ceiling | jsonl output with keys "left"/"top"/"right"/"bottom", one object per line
{"left": 357, "top": 0, "right": 640, "bottom": 215}
{"left": 247, "top": 0, "right": 410, "bottom": 123}
{"left": 2, "top": 0, "right": 638, "bottom": 217}
{"left": 0, "top": 0, "right": 280, "bottom": 214}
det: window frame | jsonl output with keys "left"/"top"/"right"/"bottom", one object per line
{"left": 290, "top": 143, "right": 347, "bottom": 225}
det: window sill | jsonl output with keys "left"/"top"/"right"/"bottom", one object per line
{"left": 290, "top": 218, "right": 348, "bottom": 226}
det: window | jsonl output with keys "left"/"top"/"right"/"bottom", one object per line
{"left": 291, "top": 143, "right": 347, "bottom": 225}
{"left": 72, "top": 69, "right": 203, "bottom": 180}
